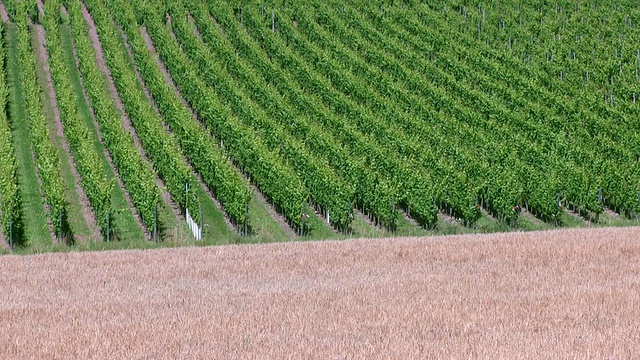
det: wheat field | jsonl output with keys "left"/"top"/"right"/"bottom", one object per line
{"left": 1, "top": 227, "right": 639, "bottom": 359}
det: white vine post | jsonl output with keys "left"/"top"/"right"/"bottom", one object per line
{"left": 186, "top": 208, "right": 202, "bottom": 240}
{"left": 1, "top": 194, "right": 11, "bottom": 251}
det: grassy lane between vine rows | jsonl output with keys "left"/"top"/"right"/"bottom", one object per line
{"left": 15, "top": 1, "right": 68, "bottom": 241}
{"left": 81, "top": 0, "right": 203, "bottom": 235}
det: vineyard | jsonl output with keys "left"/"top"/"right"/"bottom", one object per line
{"left": 1, "top": 0, "right": 639, "bottom": 252}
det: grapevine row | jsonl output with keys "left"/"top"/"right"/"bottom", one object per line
{"left": 309, "top": 3, "right": 593, "bottom": 219}
{"left": 101, "top": 0, "right": 252, "bottom": 227}
{"left": 43, "top": 0, "right": 112, "bottom": 237}
{"left": 209, "top": 1, "right": 437, "bottom": 227}
{"left": 241, "top": 5, "right": 481, "bottom": 223}
{"left": 14, "top": 0, "right": 67, "bottom": 237}
{"left": 0, "top": 21, "right": 24, "bottom": 244}
{"left": 405, "top": 4, "right": 640, "bottom": 217}
{"left": 313, "top": 3, "right": 572, "bottom": 219}
{"left": 81, "top": 0, "right": 201, "bottom": 225}
{"left": 65, "top": 0, "right": 161, "bottom": 234}
{"left": 193, "top": 1, "right": 405, "bottom": 228}
{"left": 290, "top": 4, "right": 528, "bottom": 222}
{"left": 127, "top": 0, "right": 308, "bottom": 229}
{"left": 163, "top": 0, "right": 355, "bottom": 230}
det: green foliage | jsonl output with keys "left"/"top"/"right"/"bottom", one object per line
{"left": 0, "top": 22, "right": 24, "bottom": 245}
{"left": 77, "top": 0, "right": 202, "bottom": 226}
{"left": 166, "top": 0, "right": 354, "bottom": 230}
{"left": 65, "top": 0, "right": 161, "bottom": 235}
{"left": 120, "top": 0, "right": 309, "bottom": 230}
{"left": 7, "top": 0, "right": 640, "bottom": 248}
{"left": 101, "top": 0, "right": 252, "bottom": 228}
{"left": 43, "top": 0, "right": 112, "bottom": 238}
{"left": 14, "top": 0, "right": 67, "bottom": 238}
{"left": 231, "top": 0, "right": 640, "bottom": 224}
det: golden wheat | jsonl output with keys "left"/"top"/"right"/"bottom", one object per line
{"left": 1, "top": 227, "right": 639, "bottom": 358}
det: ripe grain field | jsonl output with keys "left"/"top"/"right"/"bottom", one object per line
{"left": 1, "top": 227, "right": 639, "bottom": 358}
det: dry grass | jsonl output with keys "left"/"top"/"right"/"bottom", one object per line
{"left": 1, "top": 227, "right": 639, "bottom": 358}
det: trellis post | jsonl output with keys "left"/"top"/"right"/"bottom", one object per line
{"left": 300, "top": 203, "right": 305, "bottom": 236}
{"left": 58, "top": 212, "right": 62, "bottom": 243}
{"left": 154, "top": 203, "right": 158, "bottom": 243}
{"left": 9, "top": 213, "right": 13, "bottom": 251}
{"left": 244, "top": 202, "right": 248, "bottom": 236}
{"left": 106, "top": 209, "right": 110, "bottom": 242}
{"left": 598, "top": 188, "right": 603, "bottom": 205}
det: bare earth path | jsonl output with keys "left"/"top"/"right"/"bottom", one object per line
{"left": 1, "top": 227, "right": 639, "bottom": 358}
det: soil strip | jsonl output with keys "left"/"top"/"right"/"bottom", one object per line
{"left": 0, "top": 2, "right": 9, "bottom": 23}
{"left": 520, "top": 209, "right": 548, "bottom": 227}
{"left": 438, "top": 210, "right": 459, "bottom": 224}
{"left": 140, "top": 26, "right": 190, "bottom": 110}
{"left": 0, "top": 215, "right": 7, "bottom": 249}
{"left": 118, "top": 27, "right": 191, "bottom": 222}
{"left": 355, "top": 208, "right": 385, "bottom": 231}
{"left": 604, "top": 207, "right": 622, "bottom": 219}
{"left": 566, "top": 207, "right": 592, "bottom": 226}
